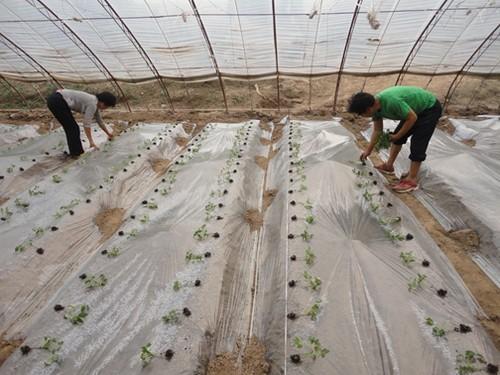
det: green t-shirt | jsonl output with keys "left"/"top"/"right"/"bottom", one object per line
{"left": 373, "top": 86, "right": 436, "bottom": 121}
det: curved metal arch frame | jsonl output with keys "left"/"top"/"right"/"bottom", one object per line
{"left": 271, "top": 0, "right": 281, "bottom": 112}
{"left": 189, "top": 0, "right": 229, "bottom": 113}
{"left": 395, "top": 0, "right": 450, "bottom": 86}
{"left": 0, "top": 74, "right": 29, "bottom": 107}
{"left": 307, "top": 0, "right": 324, "bottom": 111}
{"left": 97, "top": 0, "right": 174, "bottom": 112}
{"left": 444, "top": 23, "right": 500, "bottom": 110}
{"left": 0, "top": 31, "right": 62, "bottom": 88}
{"left": 332, "top": 0, "right": 363, "bottom": 113}
{"left": 27, "top": 0, "right": 131, "bottom": 111}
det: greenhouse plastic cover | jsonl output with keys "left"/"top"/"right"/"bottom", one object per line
{"left": 0, "top": 0, "right": 499, "bottom": 82}
{"left": 0, "top": 118, "right": 498, "bottom": 374}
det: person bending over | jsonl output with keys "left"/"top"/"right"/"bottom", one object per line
{"left": 47, "top": 89, "right": 116, "bottom": 158}
{"left": 348, "top": 86, "right": 442, "bottom": 193}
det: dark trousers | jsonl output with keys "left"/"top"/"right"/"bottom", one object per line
{"left": 47, "top": 92, "right": 84, "bottom": 156}
{"left": 393, "top": 100, "right": 442, "bottom": 162}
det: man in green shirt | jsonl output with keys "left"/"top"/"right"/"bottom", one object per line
{"left": 347, "top": 86, "right": 442, "bottom": 193}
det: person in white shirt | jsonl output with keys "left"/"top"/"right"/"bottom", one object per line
{"left": 47, "top": 89, "right": 116, "bottom": 158}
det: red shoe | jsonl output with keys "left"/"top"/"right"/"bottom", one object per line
{"left": 391, "top": 179, "right": 419, "bottom": 193}
{"left": 375, "top": 163, "right": 395, "bottom": 176}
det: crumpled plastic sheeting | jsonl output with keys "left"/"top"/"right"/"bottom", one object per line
{"left": 0, "top": 124, "right": 41, "bottom": 147}
{"left": 286, "top": 120, "right": 498, "bottom": 375}
{"left": 362, "top": 118, "right": 500, "bottom": 287}
{"left": 1, "top": 119, "right": 498, "bottom": 375}
{"left": 0, "top": 122, "right": 191, "bottom": 337}
{"left": 0, "top": 120, "right": 262, "bottom": 375}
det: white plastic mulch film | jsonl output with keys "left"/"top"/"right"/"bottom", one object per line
{"left": 0, "top": 118, "right": 498, "bottom": 374}
{"left": 363, "top": 116, "right": 500, "bottom": 288}
{"left": 0, "top": 0, "right": 499, "bottom": 82}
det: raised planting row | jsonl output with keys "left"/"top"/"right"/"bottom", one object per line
{"left": 136, "top": 121, "right": 257, "bottom": 369}
{"left": 0, "top": 122, "right": 196, "bottom": 339}
{"left": 286, "top": 120, "right": 329, "bottom": 367}
{"left": 3, "top": 121, "right": 262, "bottom": 373}
{"left": 351, "top": 161, "right": 499, "bottom": 375}
{"left": 1, "top": 122, "right": 181, "bottom": 254}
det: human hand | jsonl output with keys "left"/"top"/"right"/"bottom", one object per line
{"left": 360, "top": 149, "right": 371, "bottom": 161}
{"left": 389, "top": 133, "right": 399, "bottom": 142}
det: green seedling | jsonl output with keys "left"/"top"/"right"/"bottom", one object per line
{"left": 299, "top": 184, "right": 307, "bottom": 192}
{"left": 52, "top": 175, "right": 62, "bottom": 183}
{"left": 185, "top": 250, "right": 203, "bottom": 263}
{"left": 139, "top": 214, "right": 149, "bottom": 224}
{"left": 378, "top": 216, "right": 402, "bottom": 225}
{"left": 7, "top": 164, "right": 15, "bottom": 173}
{"left": 173, "top": 280, "right": 182, "bottom": 292}
{"left": 107, "top": 246, "right": 120, "bottom": 258}
{"left": 1, "top": 207, "right": 13, "bottom": 221}
{"left": 304, "top": 247, "right": 316, "bottom": 266}
{"left": 369, "top": 202, "right": 380, "bottom": 213}
{"left": 292, "top": 336, "right": 329, "bottom": 360}
{"left": 456, "top": 350, "right": 487, "bottom": 375}
{"left": 41, "top": 336, "right": 63, "bottom": 366}
{"left": 33, "top": 226, "right": 45, "bottom": 237}
{"left": 306, "top": 336, "right": 329, "bottom": 360}
{"left": 127, "top": 229, "right": 139, "bottom": 239}
{"left": 193, "top": 224, "right": 209, "bottom": 241}
{"left": 362, "top": 190, "right": 374, "bottom": 201}
{"left": 352, "top": 168, "right": 366, "bottom": 177}
{"left": 432, "top": 326, "right": 446, "bottom": 338}
{"left": 375, "top": 130, "right": 391, "bottom": 151}
{"left": 303, "top": 199, "right": 313, "bottom": 211}
{"left": 162, "top": 309, "right": 180, "bottom": 325}
{"left": 14, "top": 198, "right": 30, "bottom": 210}
{"left": 28, "top": 185, "right": 45, "bottom": 196}
{"left": 306, "top": 300, "right": 322, "bottom": 321}
{"left": 84, "top": 274, "right": 107, "bottom": 289}
{"left": 407, "top": 273, "right": 426, "bottom": 292}
{"left": 305, "top": 215, "right": 315, "bottom": 224}
{"left": 300, "top": 228, "right": 313, "bottom": 242}
{"left": 145, "top": 199, "right": 158, "bottom": 209}
{"left": 425, "top": 317, "right": 434, "bottom": 326}
{"left": 386, "top": 229, "right": 405, "bottom": 242}
{"left": 15, "top": 243, "right": 26, "bottom": 253}
{"left": 64, "top": 304, "right": 89, "bottom": 325}
{"left": 400, "top": 251, "right": 416, "bottom": 267}
{"left": 303, "top": 271, "right": 322, "bottom": 291}
{"left": 54, "top": 199, "right": 80, "bottom": 219}
{"left": 205, "top": 202, "right": 216, "bottom": 221}
{"left": 292, "top": 336, "right": 304, "bottom": 349}
{"left": 140, "top": 343, "right": 154, "bottom": 367}
{"left": 159, "top": 187, "right": 170, "bottom": 196}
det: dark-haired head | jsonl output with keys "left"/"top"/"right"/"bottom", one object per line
{"left": 348, "top": 92, "right": 376, "bottom": 117}
{"left": 96, "top": 92, "right": 117, "bottom": 109}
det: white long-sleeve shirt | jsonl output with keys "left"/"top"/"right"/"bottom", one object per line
{"left": 57, "top": 89, "right": 105, "bottom": 128}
